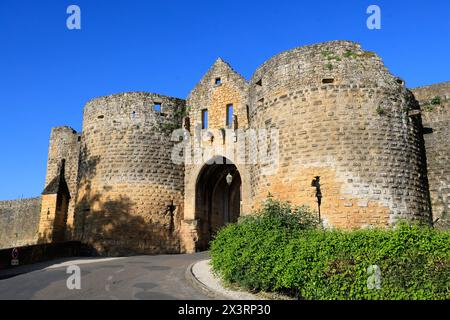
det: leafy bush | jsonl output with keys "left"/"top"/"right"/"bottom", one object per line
{"left": 210, "top": 199, "right": 450, "bottom": 300}
{"left": 431, "top": 96, "right": 441, "bottom": 105}
{"left": 343, "top": 50, "right": 359, "bottom": 59}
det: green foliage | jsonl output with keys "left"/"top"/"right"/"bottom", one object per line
{"left": 422, "top": 96, "right": 443, "bottom": 112}
{"left": 342, "top": 50, "right": 375, "bottom": 60}
{"left": 422, "top": 104, "right": 435, "bottom": 112}
{"left": 360, "top": 51, "right": 376, "bottom": 58}
{"left": 376, "top": 105, "right": 386, "bottom": 115}
{"left": 321, "top": 50, "right": 341, "bottom": 62}
{"left": 210, "top": 199, "right": 450, "bottom": 300}
{"left": 431, "top": 96, "right": 442, "bottom": 105}
{"left": 343, "top": 50, "right": 359, "bottom": 59}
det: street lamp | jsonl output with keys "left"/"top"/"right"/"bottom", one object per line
{"left": 311, "top": 176, "right": 322, "bottom": 222}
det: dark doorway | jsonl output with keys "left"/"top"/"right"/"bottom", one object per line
{"left": 195, "top": 157, "right": 241, "bottom": 251}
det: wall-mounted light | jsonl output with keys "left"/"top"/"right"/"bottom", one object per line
{"left": 311, "top": 176, "right": 322, "bottom": 222}
{"left": 167, "top": 200, "right": 176, "bottom": 233}
{"left": 226, "top": 173, "right": 233, "bottom": 186}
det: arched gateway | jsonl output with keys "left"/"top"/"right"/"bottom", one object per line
{"left": 195, "top": 157, "right": 242, "bottom": 251}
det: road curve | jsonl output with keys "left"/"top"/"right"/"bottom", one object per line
{"left": 0, "top": 252, "right": 211, "bottom": 300}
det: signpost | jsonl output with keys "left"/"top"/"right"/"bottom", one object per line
{"left": 11, "top": 248, "right": 19, "bottom": 266}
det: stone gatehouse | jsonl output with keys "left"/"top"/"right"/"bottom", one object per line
{"left": 1, "top": 40, "right": 449, "bottom": 255}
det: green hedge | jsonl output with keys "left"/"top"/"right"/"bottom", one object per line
{"left": 210, "top": 199, "right": 450, "bottom": 300}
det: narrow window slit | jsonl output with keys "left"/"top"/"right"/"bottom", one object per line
{"left": 226, "top": 104, "right": 234, "bottom": 129}
{"left": 201, "top": 109, "right": 208, "bottom": 129}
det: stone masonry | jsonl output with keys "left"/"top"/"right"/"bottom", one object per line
{"left": 0, "top": 40, "right": 448, "bottom": 253}
{"left": 248, "top": 41, "right": 431, "bottom": 229}
{"left": 412, "top": 82, "right": 450, "bottom": 229}
{"left": 0, "top": 198, "right": 41, "bottom": 249}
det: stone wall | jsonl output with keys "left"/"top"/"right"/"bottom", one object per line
{"left": 181, "top": 58, "right": 252, "bottom": 252}
{"left": 43, "top": 126, "right": 81, "bottom": 240}
{"left": 248, "top": 41, "right": 431, "bottom": 229}
{"left": 187, "top": 58, "right": 250, "bottom": 130}
{"left": 412, "top": 82, "right": 450, "bottom": 228}
{"left": 0, "top": 198, "right": 41, "bottom": 249}
{"left": 13, "top": 40, "right": 446, "bottom": 256}
{"left": 74, "top": 92, "right": 186, "bottom": 255}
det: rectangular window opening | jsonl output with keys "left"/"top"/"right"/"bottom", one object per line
{"left": 154, "top": 103, "right": 162, "bottom": 112}
{"left": 202, "top": 109, "right": 209, "bottom": 129}
{"left": 215, "top": 78, "right": 222, "bottom": 85}
{"left": 226, "top": 104, "right": 234, "bottom": 129}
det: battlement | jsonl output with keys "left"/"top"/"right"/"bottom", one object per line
{"left": 413, "top": 82, "right": 450, "bottom": 123}
{"left": 412, "top": 82, "right": 450, "bottom": 102}
{"left": 50, "top": 126, "right": 78, "bottom": 135}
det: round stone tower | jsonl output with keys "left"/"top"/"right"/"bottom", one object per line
{"left": 74, "top": 92, "right": 186, "bottom": 255}
{"left": 248, "top": 40, "right": 431, "bottom": 228}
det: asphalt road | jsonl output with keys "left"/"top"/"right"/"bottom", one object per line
{"left": 0, "top": 252, "right": 211, "bottom": 300}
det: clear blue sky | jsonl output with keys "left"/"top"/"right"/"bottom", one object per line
{"left": 0, "top": 0, "right": 449, "bottom": 200}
